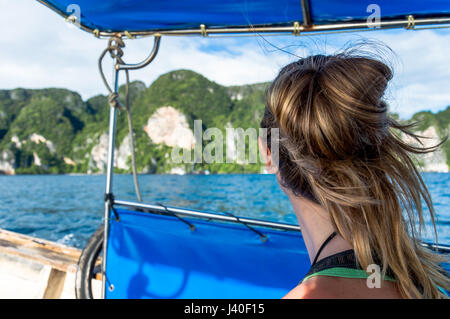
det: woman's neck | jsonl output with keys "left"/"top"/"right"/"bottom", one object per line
{"left": 287, "top": 193, "right": 353, "bottom": 264}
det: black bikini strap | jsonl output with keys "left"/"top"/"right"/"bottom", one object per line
{"left": 312, "top": 231, "right": 337, "bottom": 266}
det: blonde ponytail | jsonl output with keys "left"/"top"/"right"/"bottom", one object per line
{"left": 261, "top": 51, "right": 449, "bottom": 298}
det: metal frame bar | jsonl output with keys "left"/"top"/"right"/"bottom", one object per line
{"left": 420, "top": 242, "right": 450, "bottom": 253}
{"left": 35, "top": 0, "right": 450, "bottom": 38}
{"left": 114, "top": 199, "right": 301, "bottom": 232}
{"left": 106, "top": 17, "right": 445, "bottom": 38}
{"left": 100, "top": 36, "right": 162, "bottom": 299}
{"left": 300, "top": 0, "right": 312, "bottom": 27}
{"left": 101, "top": 17, "right": 450, "bottom": 37}
{"left": 101, "top": 59, "right": 119, "bottom": 299}
{"left": 116, "top": 35, "right": 161, "bottom": 70}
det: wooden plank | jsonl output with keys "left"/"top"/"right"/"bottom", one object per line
{"left": 0, "top": 228, "right": 81, "bottom": 272}
{"left": 43, "top": 268, "right": 67, "bottom": 299}
{"left": 0, "top": 229, "right": 106, "bottom": 299}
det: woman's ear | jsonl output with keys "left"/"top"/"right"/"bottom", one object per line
{"left": 258, "top": 137, "right": 277, "bottom": 173}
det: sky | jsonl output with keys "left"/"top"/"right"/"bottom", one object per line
{"left": 1, "top": 0, "right": 450, "bottom": 119}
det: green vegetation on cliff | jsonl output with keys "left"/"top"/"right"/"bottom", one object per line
{"left": 0, "top": 69, "right": 448, "bottom": 174}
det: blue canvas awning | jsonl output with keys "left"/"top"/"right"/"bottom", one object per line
{"left": 105, "top": 207, "right": 310, "bottom": 298}
{"left": 37, "top": 0, "right": 450, "bottom": 37}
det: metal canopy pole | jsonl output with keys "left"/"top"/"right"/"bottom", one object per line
{"left": 99, "top": 35, "right": 161, "bottom": 299}
{"left": 300, "top": 0, "right": 312, "bottom": 28}
{"left": 101, "top": 58, "right": 120, "bottom": 299}
{"left": 117, "top": 35, "right": 161, "bottom": 71}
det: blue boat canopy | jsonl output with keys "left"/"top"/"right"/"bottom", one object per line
{"left": 37, "top": 0, "right": 450, "bottom": 37}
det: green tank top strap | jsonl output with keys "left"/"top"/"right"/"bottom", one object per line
{"left": 302, "top": 246, "right": 449, "bottom": 297}
{"left": 302, "top": 266, "right": 397, "bottom": 283}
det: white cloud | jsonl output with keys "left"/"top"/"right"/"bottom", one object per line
{"left": 0, "top": 0, "right": 449, "bottom": 119}
{"left": 374, "top": 30, "right": 450, "bottom": 118}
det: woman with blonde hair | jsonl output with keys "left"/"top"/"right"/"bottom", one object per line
{"left": 259, "top": 48, "right": 449, "bottom": 298}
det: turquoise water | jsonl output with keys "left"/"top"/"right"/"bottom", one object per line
{"left": 0, "top": 173, "right": 448, "bottom": 249}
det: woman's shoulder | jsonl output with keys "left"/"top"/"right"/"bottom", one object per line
{"left": 283, "top": 276, "right": 333, "bottom": 299}
{"left": 283, "top": 275, "right": 402, "bottom": 299}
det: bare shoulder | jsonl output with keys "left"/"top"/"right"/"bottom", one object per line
{"left": 283, "top": 276, "right": 402, "bottom": 299}
{"left": 283, "top": 276, "right": 328, "bottom": 299}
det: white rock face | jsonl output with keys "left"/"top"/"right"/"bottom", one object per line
{"left": 143, "top": 106, "right": 195, "bottom": 150}
{"left": 225, "top": 122, "right": 237, "bottom": 162}
{"left": 63, "top": 157, "right": 76, "bottom": 166}
{"left": 33, "top": 152, "right": 41, "bottom": 167}
{"left": 87, "top": 133, "right": 134, "bottom": 173}
{"left": 29, "top": 133, "right": 56, "bottom": 153}
{"left": 11, "top": 135, "right": 22, "bottom": 148}
{"left": 88, "top": 133, "right": 109, "bottom": 174}
{"left": 231, "top": 93, "right": 243, "bottom": 101}
{"left": 115, "top": 134, "right": 132, "bottom": 171}
{"left": 169, "top": 167, "right": 186, "bottom": 175}
{"left": 64, "top": 94, "right": 74, "bottom": 104}
{"left": 29, "top": 133, "right": 46, "bottom": 144}
{"left": 402, "top": 126, "right": 448, "bottom": 172}
{"left": 0, "top": 150, "right": 15, "bottom": 174}
{"left": 9, "top": 90, "right": 21, "bottom": 101}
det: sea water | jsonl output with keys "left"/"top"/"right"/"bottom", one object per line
{"left": 0, "top": 173, "right": 448, "bottom": 249}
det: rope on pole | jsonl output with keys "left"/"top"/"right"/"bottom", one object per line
{"left": 98, "top": 35, "right": 143, "bottom": 203}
